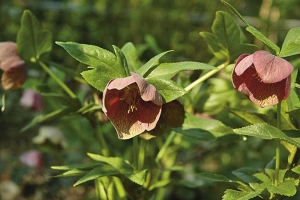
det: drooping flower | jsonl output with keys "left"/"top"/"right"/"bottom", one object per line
{"left": 0, "top": 42, "right": 27, "bottom": 90}
{"left": 20, "top": 89, "right": 44, "bottom": 111}
{"left": 102, "top": 72, "right": 163, "bottom": 139}
{"left": 232, "top": 50, "right": 293, "bottom": 107}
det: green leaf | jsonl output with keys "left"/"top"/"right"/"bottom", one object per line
{"left": 136, "top": 50, "right": 172, "bottom": 76}
{"left": 221, "top": 0, "right": 250, "bottom": 26}
{"left": 199, "top": 32, "right": 228, "bottom": 61}
{"left": 146, "top": 62, "right": 215, "bottom": 80}
{"left": 279, "top": 27, "right": 300, "bottom": 57}
{"left": 200, "top": 11, "right": 247, "bottom": 62}
{"left": 81, "top": 68, "right": 116, "bottom": 92}
{"left": 21, "top": 107, "right": 73, "bottom": 131}
{"left": 222, "top": 189, "right": 264, "bottom": 200}
{"left": 56, "top": 42, "right": 116, "bottom": 69}
{"left": 87, "top": 153, "right": 147, "bottom": 185}
{"left": 74, "top": 166, "right": 120, "bottom": 186}
{"left": 146, "top": 77, "right": 186, "bottom": 103}
{"left": 17, "top": 10, "right": 52, "bottom": 61}
{"left": 246, "top": 26, "right": 280, "bottom": 54}
{"left": 195, "top": 172, "right": 231, "bottom": 182}
{"left": 292, "top": 165, "right": 300, "bottom": 174}
{"left": 174, "top": 112, "right": 234, "bottom": 141}
{"left": 51, "top": 163, "right": 102, "bottom": 170}
{"left": 232, "top": 168, "right": 261, "bottom": 183}
{"left": 227, "top": 108, "right": 267, "bottom": 124}
{"left": 121, "top": 42, "right": 141, "bottom": 71}
{"left": 54, "top": 169, "right": 88, "bottom": 178}
{"left": 233, "top": 123, "right": 300, "bottom": 148}
{"left": 112, "top": 45, "right": 130, "bottom": 76}
{"left": 87, "top": 153, "right": 132, "bottom": 173}
{"left": 267, "top": 180, "right": 297, "bottom": 196}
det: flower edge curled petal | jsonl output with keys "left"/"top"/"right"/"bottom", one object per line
{"left": 107, "top": 76, "right": 136, "bottom": 90}
{"left": 234, "top": 54, "right": 253, "bottom": 76}
{"left": 253, "top": 50, "right": 293, "bottom": 83}
{"left": 131, "top": 72, "right": 163, "bottom": 105}
{"left": 2, "top": 65, "right": 27, "bottom": 90}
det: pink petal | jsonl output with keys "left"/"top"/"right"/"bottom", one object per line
{"left": 107, "top": 76, "right": 136, "bottom": 90}
{"left": 131, "top": 72, "right": 163, "bottom": 105}
{"left": 2, "top": 65, "right": 27, "bottom": 90}
{"left": 253, "top": 50, "right": 294, "bottom": 83}
{"left": 234, "top": 54, "right": 253, "bottom": 76}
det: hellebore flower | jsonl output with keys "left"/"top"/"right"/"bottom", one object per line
{"left": 20, "top": 89, "right": 44, "bottom": 111}
{"left": 102, "top": 72, "right": 163, "bottom": 139}
{"left": 232, "top": 50, "right": 293, "bottom": 107}
{"left": 19, "top": 150, "right": 43, "bottom": 171}
{"left": 0, "top": 42, "right": 27, "bottom": 90}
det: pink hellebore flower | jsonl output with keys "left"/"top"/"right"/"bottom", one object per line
{"left": 20, "top": 89, "right": 44, "bottom": 111}
{"left": 103, "top": 72, "right": 163, "bottom": 139}
{"left": 232, "top": 50, "right": 293, "bottom": 107}
{"left": 0, "top": 42, "right": 27, "bottom": 90}
{"left": 19, "top": 150, "right": 43, "bottom": 170}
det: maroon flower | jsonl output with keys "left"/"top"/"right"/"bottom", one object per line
{"left": 20, "top": 89, "right": 44, "bottom": 111}
{"left": 102, "top": 72, "right": 163, "bottom": 139}
{"left": 232, "top": 50, "right": 293, "bottom": 107}
{"left": 0, "top": 42, "right": 27, "bottom": 90}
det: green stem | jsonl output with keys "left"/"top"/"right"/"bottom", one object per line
{"left": 138, "top": 139, "right": 147, "bottom": 169}
{"left": 96, "top": 124, "right": 109, "bottom": 157}
{"left": 133, "top": 136, "right": 139, "bottom": 171}
{"left": 274, "top": 102, "right": 281, "bottom": 187}
{"left": 184, "top": 62, "right": 228, "bottom": 92}
{"left": 155, "top": 132, "right": 177, "bottom": 163}
{"left": 38, "top": 60, "right": 77, "bottom": 98}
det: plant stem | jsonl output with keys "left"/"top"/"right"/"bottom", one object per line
{"left": 274, "top": 102, "right": 281, "bottom": 187}
{"left": 155, "top": 132, "right": 177, "bottom": 163}
{"left": 184, "top": 62, "right": 228, "bottom": 92}
{"left": 38, "top": 60, "right": 77, "bottom": 98}
{"left": 133, "top": 136, "right": 139, "bottom": 171}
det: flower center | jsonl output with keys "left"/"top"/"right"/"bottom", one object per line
{"left": 120, "top": 85, "right": 140, "bottom": 113}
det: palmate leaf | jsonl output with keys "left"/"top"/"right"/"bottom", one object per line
{"left": 56, "top": 42, "right": 129, "bottom": 92}
{"left": 279, "top": 27, "right": 300, "bottom": 57}
{"left": 200, "top": 11, "right": 256, "bottom": 62}
{"left": 17, "top": 10, "right": 52, "bottom": 61}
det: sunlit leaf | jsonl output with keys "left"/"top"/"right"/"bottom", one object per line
{"left": 279, "top": 27, "right": 300, "bottom": 57}
{"left": 234, "top": 123, "right": 300, "bottom": 148}
{"left": 146, "top": 77, "right": 186, "bottom": 103}
{"left": 246, "top": 26, "right": 280, "bottom": 54}
{"left": 222, "top": 189, "right": 263, "bottom": 200}
{"left": 174, "top": 112, "right": 234, "bottom": 140}
{"left": 136, "top": 50, "right": 173, "bottom": 76}
{"left": 121, "top": 42, "right": 141, "bottom": 71}
{"left": 146, "top": 62, "right": 215, "bottom": 80}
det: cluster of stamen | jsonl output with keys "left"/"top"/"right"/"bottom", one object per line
{"left": 120, "top": 85, "right": 140, "bottom": 113}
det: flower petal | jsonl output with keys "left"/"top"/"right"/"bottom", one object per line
{"left": 107, "top": 76, "right": 136, "bottom": 90}
{"left": 253, "top": 50, "right": 294, "bottom": 83}
{"left": 235, "top": 66, "right": 289, "bottom": 107}
{"left": 131, "top": 72, "right": 163, "bottom": 105}
{"left": 234, "top": 54, "right": 253, "bottom": 76}
{"left": 1, "top": 65, "right": 27, "bottom": 90}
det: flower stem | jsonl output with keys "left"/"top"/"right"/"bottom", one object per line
{"left": 274, "top": 102, "right": 281, "bottom": 187}
{"left": 133, "top": 136, "right": 139, "bottom": 171}
{"left": 184, "top": 62, "right": 228, "bottom": 92}
{"left": 38, "top": 60, "right": 77, "bottom": 98}
{"left": 155, "top": 132, "right": 177, "bottom": 163}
